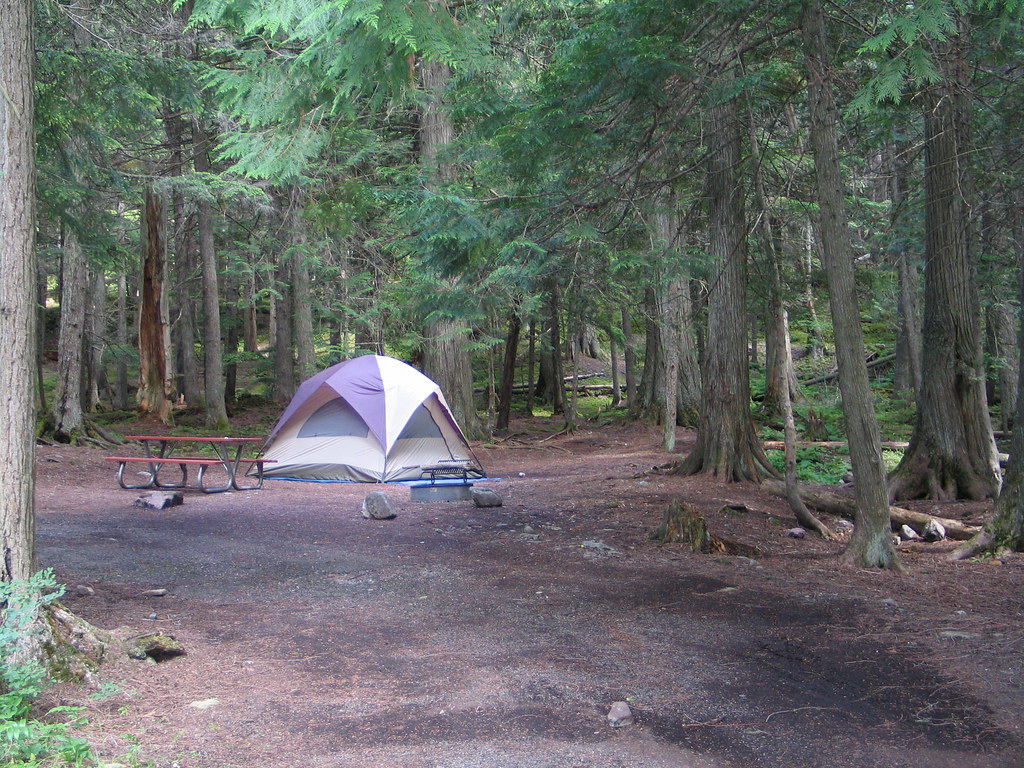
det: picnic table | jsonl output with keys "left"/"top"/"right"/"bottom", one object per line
{"left": 105, "top": 435, "right": 272, "bottom": 493}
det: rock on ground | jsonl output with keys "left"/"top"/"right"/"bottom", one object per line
{"left": 362, "top": 491, "right": 396, "bottom": 520}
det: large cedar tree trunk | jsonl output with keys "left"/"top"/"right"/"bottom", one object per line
{"left": 1, "top": 0, "right": 38, "bottom": 580}
{"left": 802, "top": 0, "right": 897, "bottom": 568}
{"left": 418, "top": 55, "right": 483, "bottom": 437}
{"left": 676, "top": 60, "right": 773, "bottom": 481}
{"left": 138, "top": 187, "right": 174, "bottom": 424}
{"left": 888, "top": 19, "right": 1000, "bottom": 502}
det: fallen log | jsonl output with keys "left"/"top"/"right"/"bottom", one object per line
{"left": 762, "top": 441, "right": 909, "bottom": 450}
{"left": 760, "top": 479, "right": 982, "bottom": 540}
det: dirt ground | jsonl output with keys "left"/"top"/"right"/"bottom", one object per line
{"left": 35, "top": 419, "right": 1024, "bottom": 768}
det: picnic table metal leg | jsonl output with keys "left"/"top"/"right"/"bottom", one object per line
{"left": 231, "top": 460, "right": 265, "bottom": 490}
{"left": 115, "top": 460, "right": 157, "bottom": 490}
{"left": 197, "top": 462, "right": 233, "bottom": 493}
{"left": 152, "top": 462, "right": 188, "bottom": 489}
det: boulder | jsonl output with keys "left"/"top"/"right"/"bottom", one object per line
{"left": 901, "top": 525, "right": 922, "bottom": 541}
{"left": 362, "top": 491, "right": 396, "bottom": 520}
{"left": 471, "top": 488, "right": 503, "bottom": 508}
{"left": 133, "top": 492, "right": 184, "bottom": 510}
{"left": 922, "top": 519, "right": 947, "bottom": 542}
{"left": 607, "top": 701, "right": 634, "bottom": 728}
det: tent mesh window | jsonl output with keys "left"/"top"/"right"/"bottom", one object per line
{"left": 396, "top": 404, "right": 445, "bottom": 441}
{"left": 298, "top": 399, "right": 369, "bottom": 438}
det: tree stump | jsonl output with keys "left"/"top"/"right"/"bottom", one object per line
{"left": 651, "top": 501, "right": 716, "bottom": 553}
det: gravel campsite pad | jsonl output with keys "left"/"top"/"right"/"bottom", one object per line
{"left": 36, "top": 421, "right": 1023, "bottom": 767}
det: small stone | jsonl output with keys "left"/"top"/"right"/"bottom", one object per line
{"left": 133, "top": 492, "right": 184, "bottom": 510}
{"left": 939, "top": 630, "right": 980, "bottom": 641}
{"left": 836, "top": 519, "right": 854, "bottom": 531}
{"left": 148, "top": 612, "right": 158, "bottom": 620}
{"left": 142, "top": 588, "right": 167, "bottom": 597}
{"left": 188, "top": 698, "right": 220, "bottom": 710}
{"left": 471, "top": 488, "right": 503, "bottom": 508}
{"left": 785, "top": 527, "right": 806, "bottom": 539}
{"left": 75, "top": 584, "right": 95, "bottom": 597}
{"left": 361, "top": 491, "right": 396, "bottom": 520}
{"left": 922, "top": 519, "right": 947, "bottom": 542}
{"left": 881, "top": 597, "right": 898, "bottom": 609}
{"left": 517, "top": 472, "right": 526, "bottom": 478}
{"left": 901, "top": 525, "right": 922, "bottom": 541}
{"left": 608, "top": 701, "right": 633, "bottom": 728}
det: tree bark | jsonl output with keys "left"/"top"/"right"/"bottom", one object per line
{"left": 52, "top": 224, "right": 88, "bottom": 440}
{"left": 888, "top": 17, "right": 1000, "bottom": 502}
{"left": 676, "top": 51, "right": 774, "bottom": 482}
{"left": 1, "top": 0, "right": 38, "bottom": 581}
{"left": 417, "top": 53, "right": 483, "bottom": 438}
{"left": 273, "top": 242, "right": 295, "bottom": 406}
{"left": 496, "top": 313, "right": 521, "bottom": 431}
{"left": 138, "top": 187, "right": 174, "bottom": 424}
{"left": 802, "top": 0, "right": 898, "bottom": 568}
{"left": 115, "top": 271, "right": 130, "bottom": 410}
{"left": 986, "top": 301, "right": 1018, "bottom": 432}
{"left": 194, "top": 119, "right": 229, "bottom": 428}
{"left": 951, "top": 251, "right": 1024, "bottom": 559}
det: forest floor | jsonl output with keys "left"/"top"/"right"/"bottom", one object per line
{"left": 35, "top": 416, "right": 1024, "bottom": 768}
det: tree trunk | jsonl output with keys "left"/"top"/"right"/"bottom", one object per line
{"left": 986, "top": 301, "right": 1018, "bottom": 432}
{"left": 138, "top": 187, "right": 174, "bottom": 424}
{"left": 168, "top": 111, "right": 201, "bottom": 408}
{"left": 951, "top": 248, "right": 1024, "bottom": 559}
{"left": 802, "top": 0, "right": 897, "bottom": 569}
{"left": 417, "top": 53, "right": 483, "bottom": 438}
{"left": 273, "top": 245, "right": 295, "bottom": 406}
{"left": 1, "top": 0, "right": 38, "bottom": 581}
{"left": 890, "top": 145, "right": 922, "bottom": 401}
{"left": 286, "top": 186, "right": 316, "bottom": 382}
{"left": 194, "top": 119, "right": 229, "bottom": 428}
{"left": 676, "top": 53, "right": 773, "bottom": 481}
{"left": 888, "top": 17, "right": 1000, "bottom": 502}
{"left": 621, "top": 307, "right": 637, "bottom": 405}
{"left": 87, "top": 269, "right": 108, "bottom": 410}
{"left": 496, "top": 313, "right": 521, "bottom": 431}
{"left": 52, "top": 224, "right": 88, "bottom": 441}
{"left": 115, "top": 271, "right": 130, "bottom": 410}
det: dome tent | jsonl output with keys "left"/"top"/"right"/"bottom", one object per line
{"left": 261, "top": 355, "right": 483, "bottom": 483}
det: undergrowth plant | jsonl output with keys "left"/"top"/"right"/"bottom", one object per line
{"left": 0, "top": 570, "right": 94, "bottom": 767}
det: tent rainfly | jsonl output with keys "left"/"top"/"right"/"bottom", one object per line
{"left": 261, "top": 355, "right": 483, "bottom": 483}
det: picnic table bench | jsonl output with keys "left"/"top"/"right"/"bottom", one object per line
{"left": 106, "top": 435, "right": 272, "bottom": 493}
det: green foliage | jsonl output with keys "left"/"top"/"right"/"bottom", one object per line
{"left": 0, "top": 572, "right": 94, "bottom": 767}
{"left": 765, "top": 446, "right": 851, "bottom": 485}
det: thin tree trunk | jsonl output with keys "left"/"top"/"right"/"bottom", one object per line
{"left": 194, "top": 119, "right": 229, "bottom": 428}
{"left": 273, "top": 247, "right": 295, "bottom": 406}
{"left": 115, "top": 271, "right": 130, "bottom": 410}
{"left": 986, "top": 301, "right": 1018, "bottom": 432}
{"left": 525, "top": 319, "right": 536, "bottom": 416}
{"left": 778, "top": 309, "right": 831, "bottom": 538}
{"left": 0, "top": 0, "right": 38, "bottom": 581}
{"left": 802, "top": 0, "right": 897, "bottom": 568}
{"left": 87, "top": 269, "right": 108, "bottom": 411}
{"left": 287, "top": 187, "right": 316, "bottom": 382}
{"left": 52, "top": 224, "right": 88, "bottom": 440}
{"left": 622, "top": 307, "right": 637, "bottom": 405}
{"left": 496, "top": 313, "right": 521, "bottom": 431}
{"left": 610, "top": 329, "right": 621, "bottom": 407}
